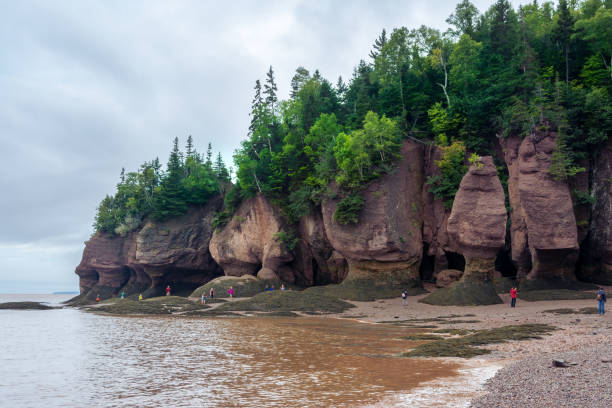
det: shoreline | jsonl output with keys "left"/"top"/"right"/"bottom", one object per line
{"left": 329, "top": 289, "right": 611, "bottom": 407}
{"left": 11, "top": 290, "right": 611, "bottom": 406}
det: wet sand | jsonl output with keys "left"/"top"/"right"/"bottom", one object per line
{"left": 328, "top": 285, "right": 612, "bottom": 406}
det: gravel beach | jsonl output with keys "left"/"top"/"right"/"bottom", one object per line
{"left": 470, "top": 342, "right": 612, "bottom": 408}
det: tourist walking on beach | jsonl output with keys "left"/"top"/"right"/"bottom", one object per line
{"left": 120, "top": 291, "right": 125, "bottom": 299}
{"left": 401, "top": 291, "right": 407, "bottom": 305}
{"left": 138, "top": 293, "right": 143, "bottom": 301}
{"left": 201, "top": 292, "right": 206, "bottom": 305}
{"left": 510, "top": 287, "right": 517, "bottom": 308}
{"left": 96, "top": 294, "right": 100, "bottom": 302}
{"left": 228, "top": 286, "right": 234, "bottom": 300}
{"left": 596, "top": 287, "right": 606, "bottom": 315}
{"left": 209, "top": 287, "right": 214, "bottom": 299}
{"left": 165, "top": 285, "right": 171, "bottom": 296}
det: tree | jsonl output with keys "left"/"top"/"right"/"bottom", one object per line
{"left": 369, "top": 29, "right": 388, "bottom": 60}
{"left": 446, "top": 0, "right": 480, "bottom": 38}
{"left": 552, "top": 0, "right": 575, "bottom": 84}
{"left": 264, "top": 65, "right": 278, "bottom": 113}
{"left": 206, "top": 142, "right": 213, "bottom": 168}
{"left": 290, "top": 66, "right": 310, "bottom": 98}
{"left": 213, "top": 152, "right": 230, "bottom": 182}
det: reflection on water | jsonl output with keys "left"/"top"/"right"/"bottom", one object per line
{"left": 0, "top": 295, "right": 459, "bottom": 407}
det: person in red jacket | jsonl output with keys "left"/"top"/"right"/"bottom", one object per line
{"left": 510, "top": 286, "right": 517, "bottom": 308}
{"left": 165, "top": 285, "right": 171, "bottom": 296}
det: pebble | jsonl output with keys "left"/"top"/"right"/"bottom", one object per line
{"left": 470, "top": 343, "right": 612, "bottom": 408}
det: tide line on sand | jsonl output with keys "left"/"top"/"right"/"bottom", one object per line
{"left": 365, "top": 359, "right": 505, "bottom": 408}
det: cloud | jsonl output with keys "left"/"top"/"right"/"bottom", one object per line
{"left": 0, "top": 0, "right": 531, "bottom": 292}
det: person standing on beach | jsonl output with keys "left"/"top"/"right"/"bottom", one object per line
{"left": 138, "top": 293, "right": 143, "bottom": 301}
{"left": 401, "top": 291, "right": 407, "bottom": 306}
{"left": 228, "top": 286, "right": 234, "bottom": 300}
{"left": 120, "top": 291, "right": 125, "bottom": 299}
{"left": 596, "top": 287, "right": 606, "bottom": 315}
{"left": 96, "top": 294, "right": 100, "bottom": 302}
{"left": 510, "top": 287, "right": 517, "bottom": 308}
{"left": 209, "top": 287, "right": 214, "bottom": 299}
{"left": 201, "top": 292, "right": 206, "bottom": 305}
{"left": 165, "top": 285, "right": 171, "bottom": 296}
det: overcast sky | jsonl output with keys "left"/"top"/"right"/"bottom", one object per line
{"left": 0, "top": 0, "right": 531, "bottom": 293}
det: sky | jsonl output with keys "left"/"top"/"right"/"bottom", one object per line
{"left": 0, "top": 0, "right": 532, "bottom": 293}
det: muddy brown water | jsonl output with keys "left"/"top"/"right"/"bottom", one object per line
{"left": 1, "top": 294, "right": 462, "bottom": 407}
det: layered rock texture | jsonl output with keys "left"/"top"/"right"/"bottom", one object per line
{"left": 75, "top": 131, "right": 610, "bottom": 303}
{"left": 73, "top": 198, "right": 223, "bottom": 302}
{"left": 422, "top": 156, "right": 506, "bottom": 305}
{"left": 502, "top": 131, "right": 583, "bottom": 290}
{"left": 579, "top": 139, "right": 612, "bottom": 284}
{"left": 321, "top": 141, "right": 424, "bottom": 294}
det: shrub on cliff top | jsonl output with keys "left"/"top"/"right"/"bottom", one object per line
{"left": 333, "top": 192, "right": 365, "bottom": 224}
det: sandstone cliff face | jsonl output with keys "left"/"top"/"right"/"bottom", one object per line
{"left": 501, "top": 131, "right": 583, "bottom": 287}
{"left": 75, "top": 232, "right": 136, "bottom": 296}
{"left": 209, "top": 194, "right": 297, "bottom": 282}
{"left": 422, "top": 146, "right": 453, "bottom": 278}
{"left": 422, "top": 156, "right": 506, "bottom": 305}
{"left": 129, "top": 199, "right": 223, "bottom": 295}
{"left": 321, "top": 141, "right": 424, "bottom": 288}
{"left": 296, "top": 212, "right": 348, "bottom": 285}
{"left": 500, "top": 136, "right": 531, "bottom": 278}
{"left": 75, "top": 197, "right": 223, "bottom": 300}
{"left": 579, "top": 139, "right": 612, "bottom": 284}
{"left": 517, "top": 132, "right": 579, "bottom": 284}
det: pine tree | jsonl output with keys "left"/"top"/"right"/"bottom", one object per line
{"left": 249, "top": 80, "right": 264, "bottom": 136}
{"left": 206, "top": 142, "right": 213, "bottom": 169}
{"left": 552, "top": 0, "right": 575, "bottom": 84}
{"left": 185, "top": 135, "right": 194, "bottom": 158}
{"left": 369, "top": 29, "right": 387, "bottom": 60}
{"left": 214, "top": 152, "right": 230, "bottom": 181}
{"left": 264, "top": 66, "right": 278, "bottom": 113}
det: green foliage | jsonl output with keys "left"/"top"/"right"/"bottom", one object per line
{"left": 426, "top": 141, "right": 467, "bottom": 208}
{"left": 94, "top": 137, "right": 225, "bottom": 233}
{"left": 273, "top": 230, "right": 299, "bottom": 251}
{"left": 468, "top": 152, "right": 482, "bottom": 168}
{"left": 573, "top": 188, "right": 595, "bottom": 206}
{"left": 549, "top": 134, "right": 585, "bottom": 180}
{"left": 333, "top": 192, "right": 365, "bottom": 225}
{"left": 334, "top": 111, "right": 401, "bottom": 188}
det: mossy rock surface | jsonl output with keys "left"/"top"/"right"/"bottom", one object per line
{"left": 87, "top": 296, "right": 208, "bottom": 315}
{"left": 518, "top": 289, "right": 596, "bottom": 301}
{"left": 494, "top": 276, "right": 516, "bottom": 294}
{"left": 67, "top": 286, "right": 117, "bottom": 306}
{"left": 214, "top": 290, "right": 354, "bottom": 314}
{"left": 518, "top": 278, "right": 597, "bottom": 292}
{"left": 191, "top": 276, "right": 272, "bottom": 299}
{"left": 542, "top": 307, "right": 598, "bottom": 315}
{"left": 420, "top": 279, "right": 503, "bottom": 306}
{"left": 402, "top": 324, "right": 556, "bottom": 358}
{"left": 0, "top": 301, "right": 57, "bottom": 310}
{"left": 306, "top": 277, "right": 424, "bottom": 301}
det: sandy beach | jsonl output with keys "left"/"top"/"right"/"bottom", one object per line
{"left": 329, "top": 285, "right": 612, "bottom": 407}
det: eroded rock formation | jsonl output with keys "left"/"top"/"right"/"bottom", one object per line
{"left": 209, "top": 194, "right": 297, "bottom": 282}
{"left": 579, "top": 139, "right": 612, "bottom": 284}
{"left": 321, "top": 140, "right": 424, "bottom": 293}
{"left": 422, "top": 156, "right": 506, "bottom": 305}
{"left": 73, "top": 198, "right": 223, "bottom": 301}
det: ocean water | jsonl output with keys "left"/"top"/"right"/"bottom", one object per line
{"left": 0, "top": 294, "right": 493, "bottom": 407}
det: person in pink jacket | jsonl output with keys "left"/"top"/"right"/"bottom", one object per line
{"left": 228, "top": 286, "right": 234, "bottom": 300}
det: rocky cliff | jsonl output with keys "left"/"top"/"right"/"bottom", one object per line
{"left": 321, "top": 140, "right": 424, "bottom": 294}
{"left": 422, "top": 156, "right": 506, "bottom": 305}
{"left": 75, "top": 133, "right": 610, "bottom": 303}
{"left": 73, "top": 197, "right": 223, "bottom": 302}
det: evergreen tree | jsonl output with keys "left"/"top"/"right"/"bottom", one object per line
{"left": 369, "top": 29, "right": 388, "bottom": 60}
{"left": 552, "top": 0, "right": 575, "bottom": 84}
{"left": 290, "top": 67, "right": 310, "bottom": 98}
{"left": 206, "top": 142, "right": 213, "bottom": 168}
{"left": 186, "top": 135, "right": 194, "bottom": 157}
{"left": 264, "top": 65, "right": 278, "bottom": 113}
